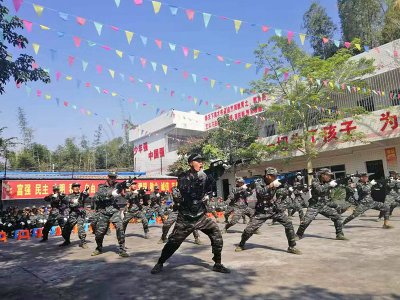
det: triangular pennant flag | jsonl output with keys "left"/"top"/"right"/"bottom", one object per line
{"left": 334, "top": 40, "right": 340, "bottom": 48}
{"left": 162, "top": 64, "right": 168, "bottom": 75}
{"left": 152, "top": 1, "right": 161, "bottom": 14}
{"left": 169, "top": 43, "right": 176, "bottom": 51}
{"left": 234, "top": 20, "right": 242, "bottom": 33}
{"left": 275, "top": 29, "right": 282, "bottom": 37}
{"left": 155, "top": 85, "right": 160, "bottom": 93}
{"left": 39, "top": 25, "right": 50, "bottom": 30}
{"left": 284, "top": 72, "right": 289, "bottom": 80}
{"left": 23, "top": 20, "right": 33, "bottom": 32}
{"left": 68, "top": 55, "right": 75, "bottom": 66}
{"left": 261, "top": 25, "right": 269, "bottom": 32}
{"left": 151, "top": 61, "right": 157, "bottom": 71}
{"left": 63, "top": 101, "right": 68, "bottom": 107}
{"left": 45, "top": 94, "right": 51, "bottom": 100}
{"left": 56, "top": 98, "right": 60, "bottom": 106}
{"left": 192, "top": 74, "right": 197, "bottom": 83}
{"left": 146, "top": 83, "right": 152, "bottom": 90}
{"left": 155, "top": 39, "right": 162, "bottom": 49}
{"left": 193, "top": 49, "right": 200, "bottom": 59}
{"left": 140, "top": 35, "right": 148, "bottom": 46}
{"left": 119, "top": 73, "right": 125, "bottom": 81}
{"left": 233, "top": 86, "right": 238, "bottom": 93}
{"left": 96, "top": 65, "right": 102, "bottom": 74}
{"left": 322, "top": 37, "right": 329, "bottom": 44}
{"left": 344, "top": 42, "right": 351, "bottom": 49}
{"left": 95, "top": 86, "right": 100, "bottom": 93}
{"left": 182, "top": 47, "right": 189, "bottom": 57}
{"left": 203, "top": 13, "right": 211, "bottom": 28}
{"left": 13, "top": 0, "right": 23, "bottom": 12}
{"left": 111, "top": 92, "right": 117, "bottom": 96}
{"left": 116, "top": 50, "right": 123, "bottom": 58}
{"left": 183, "top": 71, "right": 189, "bottom": 79}
{"left": 55, "top": 71, "right": 61, "bottom": 81}
{"left": 76, "top": 17, "right": 86, "bottom": 26}
{"left": 287, "top": 31, "right": 294, "bottom": 44}
{"left": 193, "top": 97, "right": 198, "bottom": 105}
{"left": 217, "top": 55, "right": 224, "bottom": 62}
{"left": 134, "top": 0, "right": 143, "bottom": 5}
{"left": 109, "top": 69, "right": 115, "bottom": 78}
{"left": 240, "top": 88, "right": 244, "bottom": 95}
{"left": 245, "top": 63, "right": 252, "bottom": 69}
{"left": 355, "top": 43, "right": 361, "bottom": 51}
{"left": 93, "top": 22, "right": 103, "bottom": 36}
{"left": 186, "top": 9, "right": 195, "bottom": 21}
{"left": 140, "top": 57, "right": 147, "bottom": 68}
{"left": 73, "top": 36, "right": 81, "bottom": 47}
{"left": 210, "top": 79, "right": 216, "bottom": 88}
{"left": 298, "top": 33, "right": 306, "bottom": 46}
{"left": 59, "top": 12, "right": 69, "bottom": 20}
{"left": 128, "top": 55, "right": 135, "bottom": 64}
{"left": 33, "top": 4, "right": 44, "bottom": 17}
{"left": 125, "top": 31, "right": 134, "bottom": 44}
{"left": 66, "top": 76, "right": 73, "bottom": 81}
{"left": 57, "top": 31, "right": 65, "bottom": 37}
{"left": 87, "top": 40, "right": 96, "bottom": 47}
{"left": 32, "top": 43, "right": 40, "bottom": 54}
{"left": 114, "top": 0, "right": 121, "bottom": 7}
{"left": 82, "top": 60, "right": 88, "bottom": 71}
{"left": 169, "top": 5, "right": 178, "bottom": 15}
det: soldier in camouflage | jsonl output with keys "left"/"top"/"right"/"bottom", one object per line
{"left": 377, "top": 171, "right": 400, "bottom": 220}
{"left": 40, "top": 185, "right": 68, "bottom": 242}
{"left": 151, "top": 154, "right": 229, "bottom": 274}
{"left": 235, "top": 167, "right": 300, "bottom": 254}
{"left": 223, "top": 177, "right": 254, "bottom": 233}
{"left": 287, "top": 173, "right": 306, "bottom": 222}
{"left": 60, "top": 183, "right": 90, "bottom": 248}
{"left": 343, "top": 172, "right": 393, "bottom": 228}
{"left": 157, "top": 186, "right": 201, "bottom": 244}
{"left": 122, "top": 181, "right": 149, "bottom": 239}
{"left": 296, "top": 168, "right": 346, "bottom": 240}
{"left": 91, "top": 172, "right": 129, "bottom": 257}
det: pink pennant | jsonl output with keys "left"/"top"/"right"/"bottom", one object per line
{"left": 31, "top": 61, "right": 38, "bottom": 69}
{"left": 140, "top": 57, "right": 147, "bottom": 68}
{"left": 73, "top": 36, "right": 81, "bottom": 47}
{"left": 344, "top": 42, "right": 351, "bottom": 49}
{"left": 261, "top": 25, "right": 269, "bottom": 32}
{"left": 101, "top": 45, "right": 111, "bottom": 51}
{"left": 103, "top": 89, "right": 109, "bottom": 94}
{"left": 134, "top": 0, "right": 143, "bottom": 4}
{"left": 129, "top": 76, "right": 135, "bottom": 82}
{"left": 234, "top": 60, "right": 241, "bottom": 64}
{"left": 182, "top": 47, "right": 189, "bottom": 57}
{"left": 155, "top": 39, "right": 162, "bottom": 49}
{"left": 217, "top": 55, "right": 224, "bottom": 62}
{"left": 111, "top": 26, "right": 119, "bottom": 31}
{"left": 96, "top": 65, "right": 102, "bottom": 74}
{"left": 68, "top": 56, "right": 75, "bottom": 66}
{"left": 13, "top": 0, "right": 23, "bottom": 12}
{"left": 170, "top": 90, "right": 175, "bottom": 96}
{"left": 16, "top": 82, "right": 21, "bottom": 88}
{"left": 203, "top": 77, "right": 209, "bottom": 81}
{"left": 183, "top": 71, "right": 189, "bottom": 79}
{"left": 287, "top": 31, "right": 294, "bottom": 44}
{"left": 322, "top": 37, "right": 329, "bottom": 44}
{"left": 76, "top": 17, "right": 86, "bottom": 26}
{"left": 205, "top": 101, "right": 209, "bottom": 106}
{"left": 36, "top": 90, "right": 42, "bottom": 97}
{"left": 146, "top": 83, "right": 152, "bottom": 90}
{"left": 63, "top": 101, "right": 69, "bottom": 107}
{"left": 284, "top": 72, "right": 289, "bottom": 80}
{"left": 186, "top": 9, "right": 195, "bottom": 21}
{"left": 55, "top": 71, "right": 61, "bottom": 81}
{"left": 264, "top": 67, "right": 269, "bottom": 76}
{"left": 226, "top": 84, "right": 231, "bottom": 89}
{"left": 85, "top": 82, "right": 91, "bottom": 87}
{"left": 23, "top": 20, "right": 33, "bottom": 32}
{"left": 323, "top": 80, "right": 328, "bottom": 86}
{"left": 128, "top": 98, "right": 133, "bottom": 103}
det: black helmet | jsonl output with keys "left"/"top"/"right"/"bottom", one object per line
{"left": 108, "top": 171, "right": 118, "bottom": 178}
{"left": 187, "top": 153, "right": 204, "bottom": 163}
{"left": 72, "top": 182, "right": 81, "bottom": 188}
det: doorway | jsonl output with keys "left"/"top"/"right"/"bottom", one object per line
{"left": 366, "top": 160, "right": 385, "bottom": 202}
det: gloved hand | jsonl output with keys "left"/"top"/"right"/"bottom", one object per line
{"left": 132, "top": 190, "right": 139, "bottom": 196}
{"left": 329, "top": 180, "right": 337, "bottom": 188}
{"left": 52, "top": 193, "right": 58, "bottom": 198}
{"left": 289, "top": 187, "right": 294, "bottom": 192}
{"left": 156, "top": 193, "right": 160, "bottom": 197}
{"left": 272, "top": 180, "right": 281, "bottom": 188}
{"left": 370, "top": 179, "right": 377, "bottom": 186}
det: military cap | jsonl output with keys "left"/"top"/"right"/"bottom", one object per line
{"left": 389, "top": 170, "right": 397, "bottom": 175}
{"left": 72, "top": 182, "right": 81, "bottom": 188}
{"left": 187, "top": 153, "right": 204, "bottom": 163}
{"left": 53, "top": 185, "right": 60, "bottom": 190}
{"left": 236, "top": 177, "right": 245, "bottom": 183}
{"left": 318, "top": 168, "right": 333, "bottom": 175}
{"left": 359, "top": 172, "right": 368, "bottom": 177}
{"left": 265, "top": 167, "right": 278, "bottom": 176}
{"left": 108, "top": 171, "right": 118, "bottom": 178}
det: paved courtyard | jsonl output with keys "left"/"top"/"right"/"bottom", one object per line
{"left": 1, "top": 210, "right": 400, "bottom": 300}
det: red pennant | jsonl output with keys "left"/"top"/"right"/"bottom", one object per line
{"left": 101, "top": 45, "right": 111, "bottom": 51}
{"left": 56, "top": 71, "right": 61, "bottom": 81}
{"left": 264, "top": 67, "right": 269, "bottom": 76}
{"left": 183, "top": 71, "right": 189, "bottom": 79}
{"left": 170, "top": 90, "right": 175, "bottom": 96}
{"left": 129, "top": 76, "right": 135, "bottom": 82}
{"left": 155, "top": 39, "right": 162, "bottom": 49}
{"left": 13, "top": 0, "right": 23, "bottom": 12}
{"left": 31, "top": 61, "right": 38, "bottom": 69}
{"left": 85, "top": 82, "right": 91, "bottom": 87}
{"left": 76, "top": 17, "right": 86, "bottom": 25}
{"left": 134, "top": 0, "right": 143, "bottom": 4}
{"left": 182, "top": 47, "right": 189, "bottom": 57}
{"left": 344, "top": 42, "right": 351, "bottom": 48}
{"left": 96, "top": 65, "right": 102, "bottom": 73}
{"left": 140, "top": 57, "right": 147, "bottom": 68}
{"left": 261, "top": 25, "right": 269, "bottom": 32}
{"left": 36, "top": 90, "right": 42, "bottom": 97}
{"left": 287, "top": 31, "right": 294, "bottom": 44}
{"left": 186, "top": 9, "right": 195, "bottom": 21}
{"left": 68, "top": 56, "right": 75, "bottom": 66}
{"left": 73, "top": 36, "right": 81, "bottom": 47}
{"left": 63, "top": 101, "right": 69, "bottom": 107}
{"left": 322, "top": 37, "right": 329, "bottom": 44}
{"left": 111, "top": 26, "right": 119, "bottom": 31}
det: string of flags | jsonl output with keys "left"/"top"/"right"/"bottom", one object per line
{"left": 19, "top": 18, "right": 248, "bottom": 95}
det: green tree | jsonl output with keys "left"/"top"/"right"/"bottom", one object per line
{"left": 337, "top": 0, "right": 386, "bottom": 48}
{"left": 17, "top": 107, "right": 33, "bottom": 149}
{"left": 0, "top": 127, "right": 17, "bottom": 172}
{"left": 380, "top": 1, "right": 400, "bottom": 44}
{"left": 302, "top": 2, "right": 338, "bottom": 58}
{"left": 0, "top": 0, "right": 50, "bottom": 94}
{"left": 249, "top": 36, "right": 375, "bottom": 182}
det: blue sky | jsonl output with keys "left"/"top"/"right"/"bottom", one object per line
{"left": 1, "top": 0, "right": 341, "bottom": 149}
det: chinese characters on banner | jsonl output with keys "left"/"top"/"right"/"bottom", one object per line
{"left": 148, "top": 147, "right": 165, "bottom": 160}
{"left": 1, "top": 179, "right": 177, "bottom": 200}
{"left": 133, "top": 142, "right": 149, "bottom": 154}
{"left": 204, "top": 94, "right": 267, "bottom": 130}
{"left": 385, "top": 147, "right": 398, "bottom": 171}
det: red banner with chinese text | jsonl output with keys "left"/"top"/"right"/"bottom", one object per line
{"left": 1, "top": 179, "right": 177, "bottom": 200}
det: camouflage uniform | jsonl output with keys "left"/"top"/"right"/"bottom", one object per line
{"left": 286, "top": 182, "right": 305, "bottom": 223}
{"left": 206, "top": 197, "right": 219, "bottom": 221}
{"left": 61, "top": 188, "right": 89, "bottom": 246}
{"left": 379, "top": 178, "right": 400, "bottom": 219}
{"left": 122, "top": 190, "right": 149, "bottom": 237}
{"left": 224, "top": 184, "right": 254, "bottom": 231}
{"left": 296, "top": 176, "right": 345, "bottom": 239}
{"left": 92, "top": 182, "right": 126, "bottom": 255}
{"left": 41, "top": 191, "right": 68, "bottom": 241}
{"left": 237, "top": 178, "right": 297, "bottom": 250}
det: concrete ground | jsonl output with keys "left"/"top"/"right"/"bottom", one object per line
{"left": 1, "top": 210, "right": 400, "bottom": 300}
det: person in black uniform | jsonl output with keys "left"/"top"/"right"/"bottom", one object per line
{"left": 151, "top": 154, "right": 230, "bottom": 274}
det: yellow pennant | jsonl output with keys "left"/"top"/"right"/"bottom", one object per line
{"left": 162, "top": 64, "right": 168, "bottom": 75}
{"left": 33, "top": 4, "right": 44, "bottom": 17}
{"left": 240, "top": 88, "right": 244, "bottom": 95}
{"left": 111, "top": 92, "right": 117, "bottom": 96}
{"left": 293, "top": 74, "right": 299, "bottom": 80}
{"left": 210, "top": 79, "right": 216, "bottom": 88}
{"left": 193, "top": 49, "right": 200, "bottom": 60}
{"left": 355, "top": 43, "right": 361, "bottom": 51}
{"left": 245, "top": 63, "right": 252, "bottom": 69}
{"left": 329, "top": 82, "right": 334, "bottom": 88}
{"left": 45, "top": 94, "right": 51, "bottom": 100}
{"left": 39, "top": 25, "right": 50, "bottom": 30}
{"left": 109, "top": 69, "right": 115, "bottom": 78}
{"left": 234, "top": 20, "right": 242, "bottom": 33}
{"left": 32, "top": 43, "right": 40, "bottom": 55}
{"left": 299, "top": 33, "right": 306, "bottom": 46}
{"left": 152, "top": 1, "right": 161, "bottom": 14}
{"left": 155, "top": 85, "right": 160, "bottom": 93}
{"left": 125, "top": 31, "right": 134, "bottom": 44}
{"left": 66, "top": 76, "right": 72, "bottom": 80}
{"left": 116, "top": 50, "right": 123, "bottom": 58}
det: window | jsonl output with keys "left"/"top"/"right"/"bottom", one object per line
{"left": 264, "top": 123, "right": 276, "bottom": 137}
{"left": 167, "top": 135, "right": 189, "bottom": 152}
{"left": 357, "top": 96, "right": 375, "bottom": 112}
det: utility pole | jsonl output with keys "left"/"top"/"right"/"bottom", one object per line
{"left": 160, "top": 156, "right": 163, "bottom": 175}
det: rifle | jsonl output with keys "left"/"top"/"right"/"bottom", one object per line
{"left": 116, "top": 177, "right": 137, "bottom": 193}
